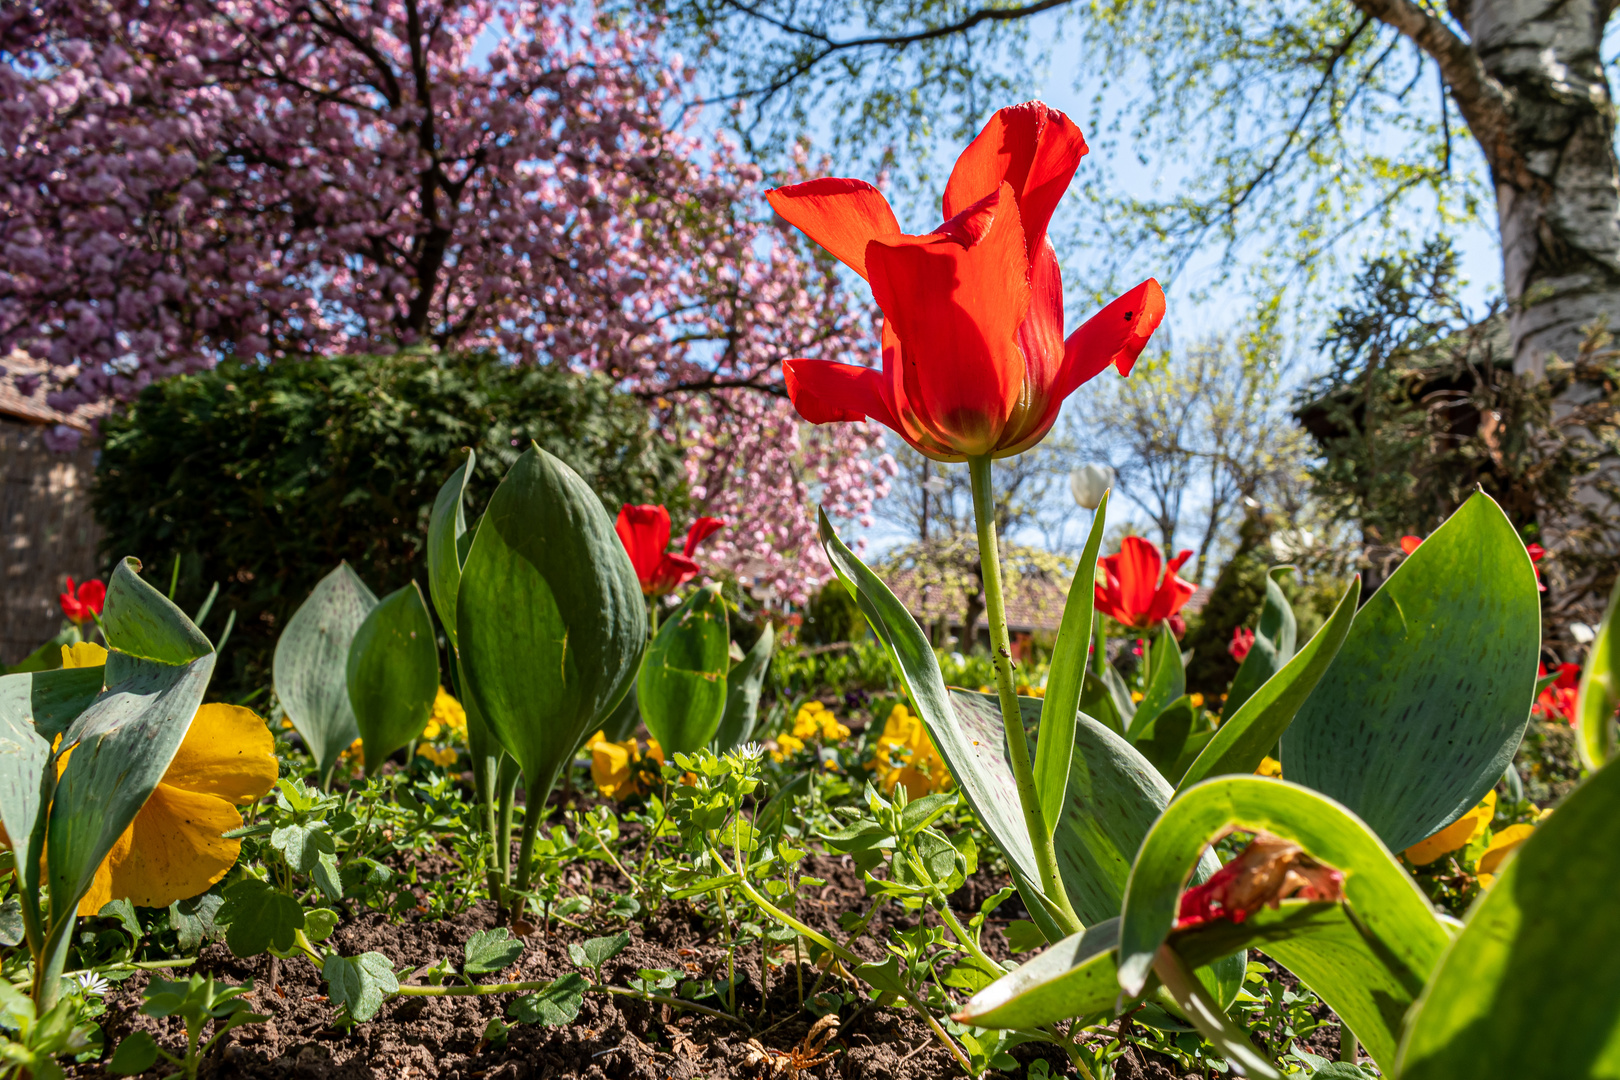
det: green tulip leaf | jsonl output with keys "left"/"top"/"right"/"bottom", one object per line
{"left": 1575, "top": 576, "right": 1620, "bottom": 770}
{"left": 1116, "top": 776, "right": 1450, "bottom": 1073}
{"left": 1130, "top": 695, "right": 1195, "bottom": 781}
{"left": 273, "top": 563, "right": 378, "bottom": 778}
{"left": 347, "top": 582, "right": 440, "bottom": 776}
{"left": 1397, "top": 756, "right": 1620, "bottom": 1077}
{"left": 49, "top": 564, "right": 216, "bottom": 936}
{"left": 1176, "top": 576, "right": 1359, "bottom": 792}
{"left": 956, "top": 918, "right": 1125, "bottom": 1028}
{"left": 458, "top": 445, "right": 644, "bottom": 802}
{"left": 640, "top": 585, "right": 730, "bottom": 754}
{"left": 0, "top": 666, "right": 104, "bottom": 743}
{"left": 713, "top": 622, "right": 775, "bottom": 753}
{"left": 598, "top": 676, "right": 641, "bottom": 743}
{"left": 1079, "top": 668, "right": 1129, "bottom": 735}
{"left": 1283, "top": 492, "right": 1540, "bottom": 851}
{"left": 1132, "top": 629, "right": 1185, "bottom": 737}
{"left": 0, "top": 674, "right": 56, "bottom": 903}
{"left": 1036, "top": 489, "right": 1109, "bottom": 833}
{"left": 427, "top": 450, "right": 474, "bottom": 653}
{"left": 1222, "top": 567, "right": 1298, "bottom": 721}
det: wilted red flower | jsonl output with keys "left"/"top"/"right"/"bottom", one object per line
{"left": 1094, "top": 537, "right": 1195, "bottom": 631}
{"left": 1402, "top": 533, "right": 1546, "bottom": 590}
{"left": 59, "top": 576, "right": 106, "bottom": 625}
{"left": 1176, "top": 832, "right": 1345, "bottom": 930}
{"left": 1532, "top": 661, "right": 1580, "bottom": 723}
{"left": 1229, "top": 626, "right": 1255, "bottom": 662}
{"left": 770, "top": 101, "right": 1164, "bottom": 461}
{"left": 614, "top": 505, "right": 725, "bottom": 597}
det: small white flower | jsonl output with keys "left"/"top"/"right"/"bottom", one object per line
{"left": 735, "top": 742, "right": 766, "bottom": 762}
{"left": 1571, "top": 622, "right": 1596, "bottom": 645}
{"left": 74, "top": 972, "right": 109, "bottom": 997}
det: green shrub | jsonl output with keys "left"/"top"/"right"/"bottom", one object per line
{"left": 94, "top": 349, "right": 683, "bottom": 697}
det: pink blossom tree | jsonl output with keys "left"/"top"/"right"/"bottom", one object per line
{"left": 0, "top": 0, "right": 889, "bottom": 600}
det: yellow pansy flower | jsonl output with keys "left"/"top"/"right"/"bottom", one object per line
{"left": 420, "top": 687, "right": 467, "bottom": 743}
{"left": 1189, "top": 693, "right": 1205, "bottom": 709}
{"left": 1130, "top": 691, "right": 1144, "bottom": 703}
{"left": 590, "top": 734, "right": 663, "bottom": 800}
{"left": 790, "top": 701, "right": 851, "bottom": 742}
{"left": 417, "top": 744, "right": 458, "bottom": 767}
{"left": 772, "top": 733, "right": 806, "bottom": 762}
{"left": 58, "top": 643, "right": 279, "bottom": 914}
{"left": 867, "top": 703, "right": 952, "bottom": 797}
{"left": 1405, "top": 790, "right": 1496, "bottom": 866}
{"left": 1255, "top": 756, "right": 1283, "bottom": 779}
{"left": 1476, "top": 823, "right": 1536, "bottom": 877}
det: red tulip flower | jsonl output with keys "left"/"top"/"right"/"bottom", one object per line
{"left": 1176, "top": 833, "right": 1345, "bottom": 930}
{"left": 769, "top": 101, "right": 1165, "bottom": 461}
{"left": 615, "top": 505, "right": 725, "bottom": 597}
{"left": 59, "top": 576, "right": 106, "bottom": 625}
{"left": 1399, "top": 535, "right": 1422, "bottom": 555}
{"left": 1094, "top": 537, "right": 1196, "bottom": 631}
{"left": 1229, "top": 626, "right": 1256, "bottom": 663}
{"left": 1532, "top": 661, "right": 1580, "bottom": 723}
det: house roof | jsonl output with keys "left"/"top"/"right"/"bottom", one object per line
{"left": 0, "top": 355, "right": 109, "bottom": 432}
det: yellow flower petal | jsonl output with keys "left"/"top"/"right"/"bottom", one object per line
{"left": 1476, "top": 823, "right": 1536, "bottom": 876}
{"left": 161, "top": 704, "right": 279, "bottom": 806}
{"left": 60, "top": 641, "right": 107, "bottom": 669}
{"left": 98, "top": 783, "right": 245, "bottom": 911}
{"left": 1255, "top": 756, "right": 1283, "bottom": 778}
{"left": 1405, "top": 790, "right": 1496, "bottom": 866}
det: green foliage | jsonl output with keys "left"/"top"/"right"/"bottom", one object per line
{"left": 463, "top": 928, "right": 524, "bottom": 977}
{"left": 800, "top": 580, "right": 864, "bottom": 646}
{"left": 345, "top": 582, "right": 439, "bottom": 775}
{"left": 273, "top": 563, "right": 376, "bottom": 779}
{"left": 639, "top": 585, "right": 730, "bottom": 754}
{"left": 322, "top": 952, "right": 399, "bottom": 1024}
{"left": 94, "top": 349, "right": 682, "bottom": 696}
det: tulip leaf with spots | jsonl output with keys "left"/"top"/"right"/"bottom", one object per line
{"left": 1398, "top": 757, "right": 1620, "bottom": 1077}
{"left": 274, "top": 563, "right": 378, "bottom": 780}
{"left": 346, "top": 582, "right": 440, "bottom": 776}
{"left": 639, "top": 584, "right": 729, "bottom": 754}
{"left": 1283, "top": 492, "right": 1540, "bottom": 852}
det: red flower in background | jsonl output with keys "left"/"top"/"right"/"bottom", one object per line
{"left": 1402, "top": 533, "right": 1546, "bottom": 591}
{"left": 771, "top": 101, "right": 1165, "bottom": 461}
{"left": 615, "top": 505, "right": 726, "bottom": 597}
{"left": 1094, "top": 537, "right": 1196, "bottom": 631}
{"left": 1176, "top": 833, "right": 1345, "bottom": 930}
{"left": 59, "top": 576, "right": 105, "bottom": 625}
{"left": 1533, "top": 662, "right": 1580, "bottom": 723}
{"left": 1229, "top": 626, "right": 1256, "bottom": 662}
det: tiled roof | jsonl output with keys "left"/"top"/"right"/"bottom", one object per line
{"left": 0, "top": 354, "right": 110, "bottom": 431}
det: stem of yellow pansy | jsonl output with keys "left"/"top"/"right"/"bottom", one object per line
{"left": 967, "top": 454, "right": 1082, "bottom": 937}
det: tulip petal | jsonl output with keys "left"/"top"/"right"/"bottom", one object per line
{"left": 996, "top": 238, "right": 1067, "bottom": 456}
{"left": 616, "top": 505, "right": 672, "bottom": 589}
{"left": 1110, "top": 537, "right": 1164, "bottom": 626}
{"left": 782, "top": 358, "right": 903, "bottom": 430}
{"left": 767, "top": 178, "right": 902, "bottom": 279}
{"left": 942, "top": 101, "right": 1088, "bottom": 258}
{"left": 649, "top": 552, "right": 702, "bottom": 597}
{"left": 683, "top": 516, "right": 726, "bottom": 557}
{"left": 866, "top": 184, "right": 1031, "bottom": 458}
{"left": 161, "top": 703, "right": 279, "bottom": 805}
{"left": 1056, "top": 279, "right": 1167, "bottom": 400}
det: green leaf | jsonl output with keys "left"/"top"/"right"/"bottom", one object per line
{"left": 322, "top": 951, "right": 398, "bottom": 1023}
{"left": 0, "top": 673, "right": 55, "bottom": 896}
{"left": 568, "top": 931, "right": 631, "bottom": 970}
{"left": 426, "top": 450, "right": 474, "bottom": 653}
{"left": 101, "top": 557, "right": 213, "bottom": 664}
{"left": 0, "top": 897, "right": 21, "bottom": 947}
{"left": 1396, "top": 757, "right": 1620, "bottom": 1078}
{"left": 1131, "top": 630, "right": 1185, "bottom": 736}
{"left": 0, "top": 666, "right": 104, "bottom": 742}
{"left": 458, "top": 445, "right": 645, "bottom": 804}
{"left": 168, "top": 893, "right": 225, "bottom": 953}
{"left": 712, "top": 622, "right": 774, "bottom": 753}
{"left": 1176, "top": 576, "right": 1359, "bottom": 792}
{"left": 1575, "top": 576, "right": 1620, "bottom": 770}
{"left": 639, "top": 584, "right": 730, "bottom": 754}
{"left": 1283, "top": 492, "right": 1541, "bottom": 852}
{"left": 1222, "top": 567, "right": 1298, "bottom": 720}
{"left": 1078, "top": 669, "right": 1128, "bottom": 735}
{"left": 48, "top": 568, "right": 217, "bottom": 928}
{"left": 1129, "top": 696, "right": 1195, "bottom": 781}
{"left": 273, "top": 563, "right": 378, "bottom": 776}
{"left": 303, "top": 908, "right": 339, "bottom": 943}
{"left": 1116, "top": 776, "right": 1450, "bottom": 1073}
{"left": 957, "top": 918, "right": 1125, "bottom": 1028}
{"left": 215, "top": 879, "right": 305, "bottom": 957}
{"left": 107, "top": 1031, "right": 159, "bottom": 1075}
{"left": 3, "top": 625, "right": 80, "bottom": 675}
{"left": 464, "top": 927, "right": 525, "bottom": 976}
{"left": 1036, "top": 489, "right": 1109, "bottom": 833}
{"left": 508, "top": 973, "right": 588, "bottom": 1025}
{"left": 346, "top": 582, "right": 440, "bottom": 775}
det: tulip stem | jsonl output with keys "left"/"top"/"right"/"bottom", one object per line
{"left": 968, "top": 455, "right": 1082, "bottom": 936}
